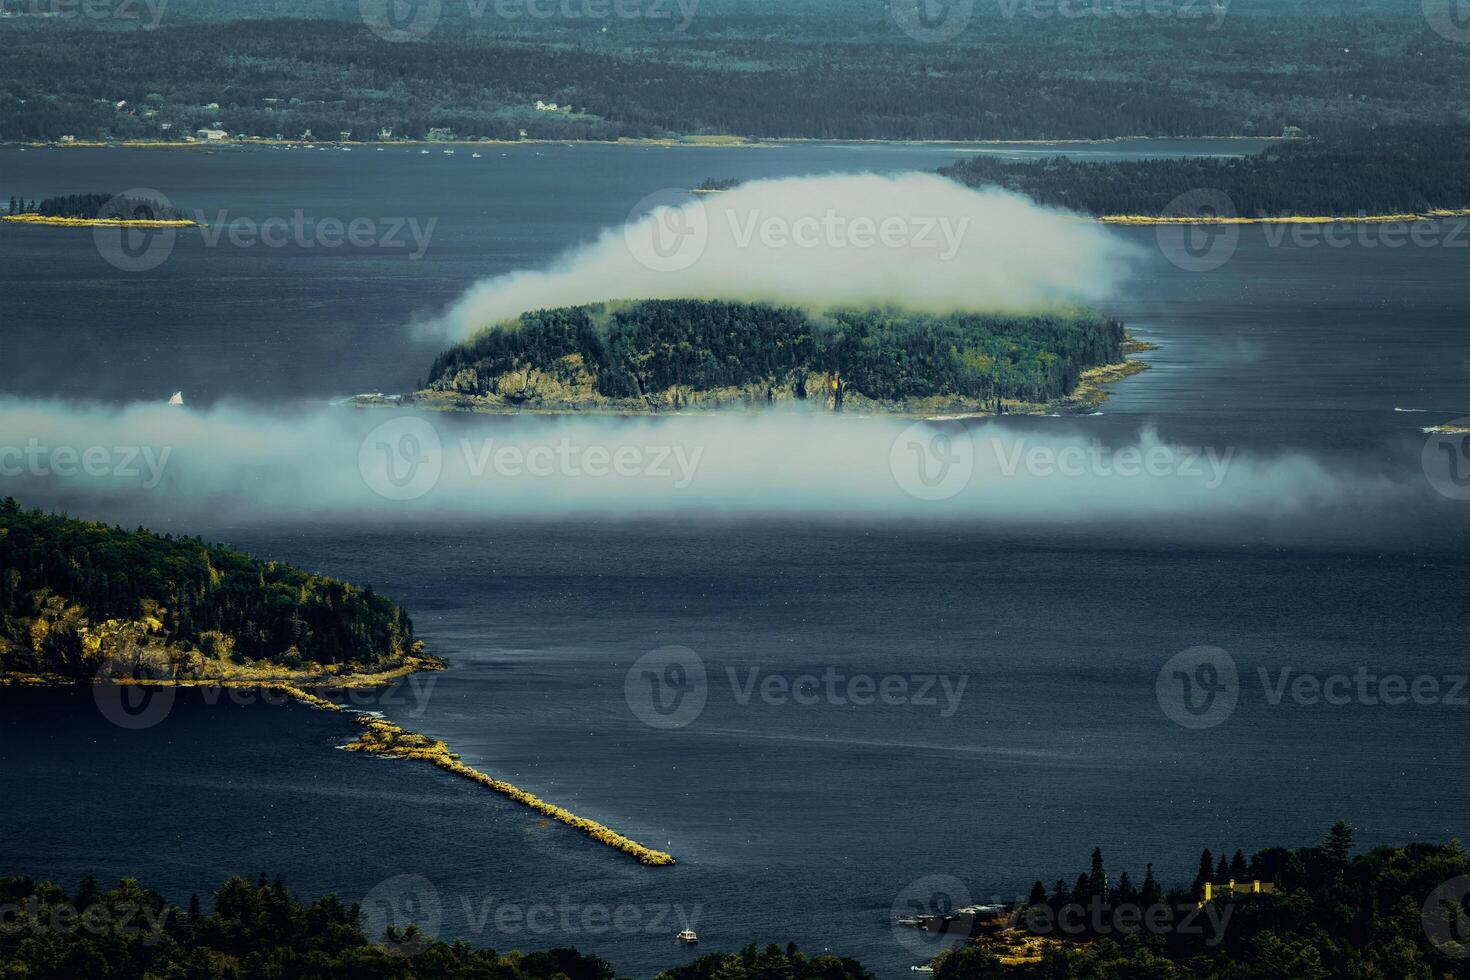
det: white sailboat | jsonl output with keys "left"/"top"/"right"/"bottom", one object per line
{"left": 167, "top": 391, "right": 185, "bottom": 406}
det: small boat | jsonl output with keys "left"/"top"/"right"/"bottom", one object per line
{"left": 471, "top": 152, "right": 482, "bottom": 158}
{"left": 676, "top": 929, "right": 698, "bottom": 945}
{"left": 443, "top": 149, "right": 454, "bottom": 155}
{"left": 420, "top": 149, "right": 430, "bottom": 155}
{"left": 167, "top": 391, "right": 185, "bottom": 406}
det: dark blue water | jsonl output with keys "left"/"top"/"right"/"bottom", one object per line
{"left": 2, "top": 139, "right": 1469, "bottom": 978}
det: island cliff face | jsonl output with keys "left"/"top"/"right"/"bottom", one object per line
{"left": 416, "top": 300, "right": 1131, "bottom": 416}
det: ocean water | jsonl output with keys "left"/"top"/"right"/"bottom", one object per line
{"left": 2, "top": 139, "right": 1469, "bottom": 978}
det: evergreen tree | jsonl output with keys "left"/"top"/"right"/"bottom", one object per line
{"left": 1191, "top": 849, "right": 1215, "bottom": 895}
{"left": 1139, "top": 863, "right": 1162, "bottom": 907}
{"left": 1027, "top": 881, "right": 1048, "bottom": 906}
{"left": 1088, "top": 847, "right": 1108, "bottom": 900}
{"left": 1229, "top": 849, "right": 1249, "bottom": 882}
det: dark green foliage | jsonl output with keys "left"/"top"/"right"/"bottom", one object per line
{"left": 427, "top": 301, "right": 1124, "bottom": 407}
{"left": 0, "top": 873, "right": 617, "bottom": 980}
{"left": 2, "top": 14, "right": 1467, "bottom": 143}
{"left": 0, "top": 500, "right": 415, "bottom": 675}
{"left": 942, "top": 126, "right": 1470, "bottom": 216}
{"left": 655, "top": 942, "right": 873, "bottom": 980}
{"left": 27, "top": 192, "right": 184, "bottom": 220}
{"left": 1013, "top": 828, "right": 1470, "bottom": 979}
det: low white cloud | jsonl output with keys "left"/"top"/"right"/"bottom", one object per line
{"left": 427, "top": 172, "right": 1136, "bottom": 340}
{"left": 0, "top": 399, "right": 1410, "bottom": 539}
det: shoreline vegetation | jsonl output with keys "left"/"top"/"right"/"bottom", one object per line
{"left": 400, "top": 301, "right": 1148, "bottom": 418}
{"left": 0, "top": 501, "right": 674, "bottom": 869}
{"left": 942, "top": 125, "right": 1470, "bottom": 219}
{"left": 4, "top": 825, "right": 1467, "bottom": 978}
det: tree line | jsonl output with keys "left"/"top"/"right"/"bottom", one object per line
{"left": 2, "top": 15, "right": 1468, "bottom": 142}
{"left": 0, "top": 499, "right": 416, "bottom": 678}
{"left": 426, "top": 301, "right": 1125, "bottom": 409}
{"left": 941, "top": 125, "right": 1470, "bottom": 216}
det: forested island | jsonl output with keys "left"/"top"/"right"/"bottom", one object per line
{"left": 3, "top": 192, "right": 194, "bottom": 228}
{"left": 0, "top": 498, "right": 427, "bottom": 684}
{"left": 942, "top": 125, "right": 1470, "bottom": 218}
{"left": 5, "top": 824, "right": 1466, "bottom": 979}
{"left": 413, "top": 301, "right": 1140, "bottom": 416}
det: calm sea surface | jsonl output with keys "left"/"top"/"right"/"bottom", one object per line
{"left": 2, "top": 139, "right": 1468, "bottom": 978}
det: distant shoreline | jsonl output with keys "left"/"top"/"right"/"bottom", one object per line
{"left": 2, "top": 134, "right": 1282, "bottom": 152}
